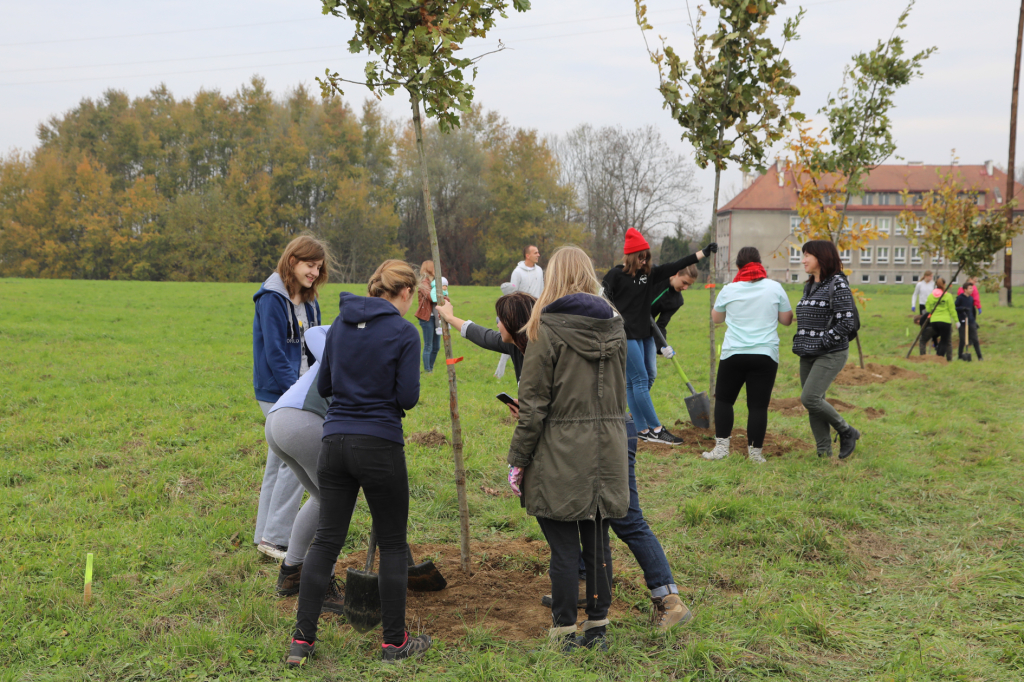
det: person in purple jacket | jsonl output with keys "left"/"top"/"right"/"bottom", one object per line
{"left": 287, "top": 260, "right": 431, "bottom": 667}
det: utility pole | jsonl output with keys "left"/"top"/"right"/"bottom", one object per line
{"left": 1005, "top": 0, "right": 1024, "bottom": 305}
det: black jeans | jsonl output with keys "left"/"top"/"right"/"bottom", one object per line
{"left": 926, "top": 322, "right": 953, "bottom": 361}
{"left": 537, "top": 514, "right": 612, "bottom": 629}
{"left": 293, "top": 434, "right": 409, "bottom": 645}
{"left": 713, "top": 353, "right": 779, "bottom": 447}
{"left": 958, "top": 319, "right": 982, "bottom": 359}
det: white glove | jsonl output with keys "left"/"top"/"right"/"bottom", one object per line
{"left": 435, "top": 325, "right": 442, "bottom": 336}
{"left": 660, "top": 346, "right": 675, "bottom": 359}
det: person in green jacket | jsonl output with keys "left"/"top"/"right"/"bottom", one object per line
{"left": 923, "top": 276, "right": 956, "bottom": 361}
{"left": 507, "top": 246, "right": 629, "bottom": 652}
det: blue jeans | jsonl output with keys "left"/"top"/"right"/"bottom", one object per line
{"left": 419, "top": 316, "right": 440, "bottom": 372}
{"left": 626, "top": 337, "right": 660, "bottom": 432}
{"left": 576, "top": 416, "right": 677, "bottom": 596}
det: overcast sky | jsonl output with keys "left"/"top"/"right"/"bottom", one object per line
{"left": 1, "top": 0, "right": 1020, "bottom": 233}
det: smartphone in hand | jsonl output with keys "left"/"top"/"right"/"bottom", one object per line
{"left": 496, "top": 392, "right": 517, "bottom": 406}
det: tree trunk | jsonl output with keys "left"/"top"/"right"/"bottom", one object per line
{"left": 1006, "top": 0, "right": 1024, "bottom": 305}
{"left": 708, "top": 160, "right": 722, "bottom": 428}
{"left": 410, "top": 93, "right": 471, "bottom": 573}
{"left": 854, "top": 335, "right": 864, "bottom": 369}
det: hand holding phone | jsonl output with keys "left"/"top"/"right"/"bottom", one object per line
{"left": 496, "top": 393, "right": 519, "bottom": 419}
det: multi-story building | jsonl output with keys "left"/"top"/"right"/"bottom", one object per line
{"left": 715, "top": 161, "right": 1024, "bottom": 287}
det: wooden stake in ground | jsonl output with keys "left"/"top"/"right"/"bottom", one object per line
{"left": 83, "top": 552, "right": 93, "bottom": 605}
{"left": 410, "top": 95, "right": 471, "bottom": 573}
{"left": 1005, "top": 0, "right": 1024, "bottom": 306}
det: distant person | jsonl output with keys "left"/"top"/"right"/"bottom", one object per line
{"left": 508, "top": 245, "right": 628, "bottom": 651}
{"left": 912, "top": 270, "right": 935, "bottom": 355}
{"left": 414, "top": 261, "right": 442, "bottom": 373}
{"left": 496, "top": 245, "right": 544, "bottom": 378}
{"left": 957, "top": 276, "right": 982, "bottom": 321}
{"left": 702, "top": 247, "right": 793, "bottom": 463}
{"left": 650, "top": 264, "right": 699, "bottom": 356}
{"left": 252, "top": 235, "right": 328, "bottom": 560}
{"left": 924, "top": 277, "right": 956, "bottom": 362}
{"left": 603, "top": 228, "right": 716, "bottom": 445}
{"left": 956, "top": 281, "right": 983, "bottom": 361}
{"left": 287, "top": 260, "right": 429, "bottom": 666}
{"left": 791, "top": 240, "right": 861, "bottom": 459}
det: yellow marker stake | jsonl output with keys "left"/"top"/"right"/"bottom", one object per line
{"left": 84, "top": 553, "right": 93, "bottom": 605}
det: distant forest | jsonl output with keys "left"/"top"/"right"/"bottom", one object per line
{"left": 0, "top": 77, "right": 704, "bottom": 284}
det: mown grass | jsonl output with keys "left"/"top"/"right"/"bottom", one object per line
{"left": 1, "top": 277, "right": 1023, "bottom": 681}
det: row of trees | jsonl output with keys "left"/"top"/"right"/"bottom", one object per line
{"left": 0, "top": 79, "right": 703, "bottom": 284}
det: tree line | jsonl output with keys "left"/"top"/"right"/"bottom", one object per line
{"left": 0, "top": 77, "right": 702, "bottom": 284}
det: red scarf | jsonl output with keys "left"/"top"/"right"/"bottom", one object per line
{"left": 733, "top": 262, "right": 767, "bottom": 282}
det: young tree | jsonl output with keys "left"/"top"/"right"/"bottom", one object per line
{"left": 318, "top": 0, "right": 531, "bottom": 571}
{"left": 897, "top": 169, "right": 1024, "bottom": 357}
{"left": 635, "top": 0, "right": 803, "bottom": 420}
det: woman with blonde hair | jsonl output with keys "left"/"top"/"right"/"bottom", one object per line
{"left": 287, "top": 259, "right": 430, "bottom": 666}
{"left": 508, "top": 245, "right": 629, "bottom": 650}
{"left": 252, "top": 234, "right": 330, "bottom": 559}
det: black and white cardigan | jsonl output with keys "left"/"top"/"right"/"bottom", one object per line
{"left": 792, "top": 274, "right": 856, "bottom": 357}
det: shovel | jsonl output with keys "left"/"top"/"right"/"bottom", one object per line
{"left": 650, "top": 317, "right": 711, "bottom": 429}
{"left": 406, "top": 545, "right": 447, "bottom": 592}
{"left": 344, "top": 528, "right": 381, "bottom": 633}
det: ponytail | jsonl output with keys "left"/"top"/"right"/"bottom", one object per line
{"left": 368, "top": 260, "right": 417, "bottom": 299}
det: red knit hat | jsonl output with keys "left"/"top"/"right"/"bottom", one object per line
{"left": 623, "top": 227, "right": 650, "bottom": 255}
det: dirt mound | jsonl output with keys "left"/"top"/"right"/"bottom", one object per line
{"left": 862, "top": 407, "right": 886, "bottom": 419}
{"left": 905, "top": 355, "right": 948, "bottom": 365}
{"left": 658, "top": 421, "right": 813, "bottom": 458}
{"left": 406, "top": 430, "right": 449, "bottom": 447}
{"left": 768, "top": 397, "right": 882, "bottom": 419}
{"left": 834, "top": 363, "right": 925, "bottom": 386}
{"left": 288, "top": 539, "right": 632, "bottom": 643}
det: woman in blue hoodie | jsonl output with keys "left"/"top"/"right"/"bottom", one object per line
{"left": 252, "top": 235, "right": 329, "bottom": 559}
{"left": 287, "top": 260, "right": 430, "bottom": 667}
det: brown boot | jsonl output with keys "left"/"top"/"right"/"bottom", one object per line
{"left": 651, "top": 594, "right": 692, "bottom": 629}
{"left": 276, "top": 562, "right": 302, "bottom": 597}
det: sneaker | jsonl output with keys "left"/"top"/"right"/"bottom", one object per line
{"left": 381, "top": 632, "right": 432, "bottom": 662}
{"left": 837, "top": 426, "right": 861, "bottom": 460}
{"left": 649, "top": 428, "right": 684, "bottom": 446}
{"left": 651, "top": 594, "right": 693, "bottom": 629}
{"left": 636, "top": 430, "right": 656, "bottom": 442}
{"left": 276, "top": 562, "right": 302, "bottom": 597}
{"left": 322, "top": 576, "right": 345, "bottom": 615}
{"left": 285, "top": 639, "right": 314, "bottom": 667}
{"left": 747, "top": 445, "right": 766, "bottom": 464}
{"left": 701, "top": 437, "right": 730, "bottom": 460}
{"left": 257, "top": 539, "right": 288, "bottom": 561}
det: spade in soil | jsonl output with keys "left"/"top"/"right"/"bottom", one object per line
{"left": 651, "top": 317, "right": 711, "bottom": 428}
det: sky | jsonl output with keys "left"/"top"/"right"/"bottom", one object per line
{"left": 1, "top": 0, "right": 1020, "bottom": 233}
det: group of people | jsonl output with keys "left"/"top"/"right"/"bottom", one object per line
{"left": 912, "top": 270, "right": 984, "bottom": 362}
{"left": 250, "top": 230, "right": 874, "bottom": 668}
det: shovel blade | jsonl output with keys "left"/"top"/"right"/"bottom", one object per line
{"left": 343, "top": 567, "right": 381, "bottom": 633}
{"left": 684, "top": 391, "right": 711, "bottom": 429}
{"left": 407, "top": 559, "right": 447, "bottom": 592}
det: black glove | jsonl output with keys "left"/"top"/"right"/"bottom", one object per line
{"left": 703, "top": 242, "right": 719, "bottom": 254}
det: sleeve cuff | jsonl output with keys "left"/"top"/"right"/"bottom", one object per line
{"left": 460, "top": 321, "right": 473, "bottom": 338}
{"left": 507, "top": 451, "right": 531, "bottom": 467}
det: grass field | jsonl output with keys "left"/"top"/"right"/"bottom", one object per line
{"left": 1, "top": 277, "right": 1023, "bottom": 681}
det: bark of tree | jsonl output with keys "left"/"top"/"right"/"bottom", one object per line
{"left": 1005, "top": 0, "right": 1024, "bottom": 305}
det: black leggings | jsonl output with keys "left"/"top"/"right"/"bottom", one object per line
{"left": 537, "top": 515, "right": 612, "bottom": 630}
{"left": 925, "top": 322, "right": 953, "bottom": 361}
{"left": 293, "top": 434, "right": 409, "bottom": 645}
{"left": 713, "top": 353, "right": 779, "bottom": 447}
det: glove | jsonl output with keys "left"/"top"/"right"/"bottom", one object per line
{"left": 435, "top": 325, "right": 442, "bottom": 336}
{"left": 660, "top": 345, "right": 675, "bottom": 359}
{"left": 703, "top": 242, "right": 718, "bottom": 254}
{"left": 508, "top": 466, "right": 524, "bottom": 497}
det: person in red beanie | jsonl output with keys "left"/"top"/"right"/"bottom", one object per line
{"left": 602, "top": 227, "right": 716, "bottom": 445}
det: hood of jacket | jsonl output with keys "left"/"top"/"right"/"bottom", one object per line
{"left": 541, "top": 294, "right": 621, "bottom": 361}
{"left": 515, "top": 260, "right": 538, "bottom": 273}
{"left": 338, "top": 290, "right": 402, "bottom": 325}
{"left": 931, "top": 288, "right": 946, "bottom": 298}
{"left": 253, "top": 271, "right": 290, "bottom": 303}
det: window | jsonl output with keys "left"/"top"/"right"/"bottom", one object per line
{"left": 911, "top": 247, "right": 922, "bottom": 264}
{"left": 789, "top": 245, "right": 801, "bottom": 263}
{"left": 877, "top": 217, "right": 891, "bottom": 235}
{"left": 895, "top": 274, "right": 904, "bottom": 284}
{"left": 951, "top": 275, "right": 959, "bottom": 284}
{"left": 789, "top": 215, "right": 804, "bottom": 232}
{"left": 878, "top": 274, "right": 887, "bottom": 283}
{"left": 894, "top": 219, "right": 906, "bottom": 236}
{"left": 931, "top": 253, "right": 943, "bottom": 265}
{"left": 914, "top": 220, "right": 925, "bottom": 235}
{"left": 877, "top": 247, "right": 889, "bottom": 264}
{"left": 861, "top": 274, "right": 870, "bottom": 283}
{"left": 840, "top": 249, "right": 852, "bottom": 263}
{"left": 861, "top": 247, "right": 873, "bottom": 263}
{"left": 894, "top": 193, "right": 904, "bottom": 206}
{"left": 790, "top": 273, "right": 799, "bottom": 282}
{"left": 894, "top": 247, "right": 906, "bottom": 263}
{"left": 863, "top": 193, "right": 875, "bottom": 205}
{"left": 879, "top": 193, "right": 891, "bottom": 206}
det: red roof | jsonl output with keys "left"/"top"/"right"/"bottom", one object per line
{"left": 718, "top": 163, "right": 1024, "bottom": 213}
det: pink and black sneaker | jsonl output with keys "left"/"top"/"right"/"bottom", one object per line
{"left": 381, "top": 632, "right": 432, "bottom": 662}
{"left": 285, "top": 639, "right": 314, "bottom": 667}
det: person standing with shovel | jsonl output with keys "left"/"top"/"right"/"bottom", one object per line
{"left": 286, "top": 260, "right": 430, "bottom": 667}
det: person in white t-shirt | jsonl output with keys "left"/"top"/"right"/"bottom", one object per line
{"left": 496, "top": 245, "right": 544, "bottom": 378}
{"left": 911, "top": 270, "right": 935, "bottom": 354}
{"left": 702, "top": 247, "right": 793, "bottom": 464}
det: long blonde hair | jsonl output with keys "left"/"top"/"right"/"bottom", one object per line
{"left": 524, "top": 246, "right": 603, "bottom": 341}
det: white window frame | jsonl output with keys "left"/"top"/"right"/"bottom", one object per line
{"left": 789, "top": 245, "right": 801, "bottom": 263}
{"left": 893, "top": 219, "right": 906, "bottom": 236}
{"left": 860, "top": 247, "right": 873, "bottom": 263}
{"left": 877, "top": 247, "right": 889, "bottom": 264}
{"left": 789, "top": 215, "right": 804, "bottom": 232}
{"left": 912, "top": 274, "right": 920, "bottom": 282}
{"left": 931, "top": 253, "right": 943, "bottom": 265}
{"left": 914, "top": 220, "right": 925, "bottom": 235}
{"left": 840, "top": 249, "right": 852, "bottom": 263}
{"left": 910, "top": 247, "right": 922, "bottom": 264}
{"left": 877, "top": 217, "right": 891, "bottom": 235}
{"left": 878, "top": 274, "right": 887, "bottom": 283}
{"left": 861, "top": 273, "right": 870, "bottom": 283}
{"left": 790, "top": 272, "right": 799, "bottom": 282}
{"left": 894, "top": 247, "right": 906, "bottom": 264}
{"left": 895, "top": 274, "right": 904, "bottom": 284}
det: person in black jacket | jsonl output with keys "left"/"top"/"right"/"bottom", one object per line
{"left": 602, "top": 227, "right": 715, "bottom": 445}
{"left": 956, "top": 281, "right": 983, "bottom": 361}
{"left": 650, "top": 265, "right": 699, "bottom": 355}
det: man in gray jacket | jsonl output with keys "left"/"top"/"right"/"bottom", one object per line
{"left": 496, "top": 245, "right": 544, "bottom": 378}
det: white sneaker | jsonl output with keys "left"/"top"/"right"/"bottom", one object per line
{"left": 701, "top": 437, "right": 730, "bottom": 460}
{"left": 747, "top": 445, "right": 766, "bottom": 464}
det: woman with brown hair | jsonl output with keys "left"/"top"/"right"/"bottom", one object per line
{"left": 287, "top": 259, "right": 430, "bottom": 666}
{"left": 791, "top": 240, "right": 861, "bottom": 460}
{"left": 252, "top": 234, "right": 330, "bottom": 559}
{"left": 414, "top": 260, "right": 442, "bottom": 373}
{"left": 434, "top": 291, "right": 535, "bottom": 384}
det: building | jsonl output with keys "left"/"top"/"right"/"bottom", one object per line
{"left": 715, "top": 161, "right": 1024, "bottom": 287}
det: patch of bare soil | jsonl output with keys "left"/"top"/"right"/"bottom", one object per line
{"left": 768, "top": 398, "right": 885, "bottom": 420}
{"left": 834, "top": 363, "right": 925, "bottom": 386}
{"left": 406, "top": 430, "right": 449, "bottom": 447}
{"left": 279, "top": 540, "right": 633, "bottom": 643}
{"left": 658, "top": 421, "right": 814, "bottom": 458}
{"left": 905, "top": 354, "right": 948, "bottom": 365}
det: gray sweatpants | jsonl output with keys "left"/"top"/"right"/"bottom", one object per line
{"left": 254, "top": 401, "right": 305, "bottom": 547}
{"left": 798, "top": 349, "right": 851, "bottom": 455}
{"left": 265, "top": 408, "right": 324, "bottom": 566}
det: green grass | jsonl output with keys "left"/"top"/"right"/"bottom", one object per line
{"left": 1, "top": 278, "right": 1023, "bottom": 681}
